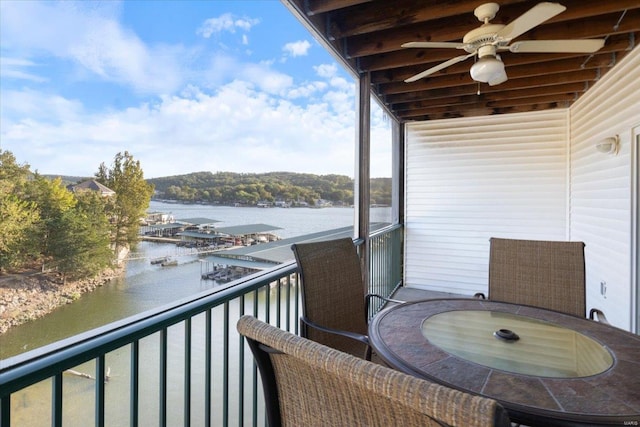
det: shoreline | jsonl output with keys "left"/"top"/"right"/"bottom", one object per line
{"left": 0, "top": 267, "right": 124, "bottom": 334}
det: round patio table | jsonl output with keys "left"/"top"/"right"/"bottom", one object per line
{"left": 368, "top": 298, "right": 640, "bottom": 427}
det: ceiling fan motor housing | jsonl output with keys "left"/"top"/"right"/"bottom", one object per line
{"left": 462, "top": 24, "right": 506, "bottom": 52}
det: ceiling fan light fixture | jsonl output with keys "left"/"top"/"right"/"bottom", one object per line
{"left": 470, "top": 56, "right": 504, "bottom": 83}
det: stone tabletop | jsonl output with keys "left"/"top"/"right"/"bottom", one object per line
{"left": 369, "top": 298, "right": 640, "bottom": 427}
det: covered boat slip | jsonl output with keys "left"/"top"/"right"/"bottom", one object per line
{"left": 178, "top": 223, "right": 282, "bottom": 247}
{"left": 209, "top": 223, "right": 391, "bottom": 265}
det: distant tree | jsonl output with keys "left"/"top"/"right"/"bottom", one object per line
{"left": 0, "top": 149, "right": 119, "bottom": 279}
{"left": 0, "top": 151, "right": 40, "bottom": 270}
{"left": 95, "top": 151, "right": 154, "bottom": 251}
{"left": 49, "top": 191, "right": 112, "bottom": 281}
{"left": 0, "top": 150, "right": 30, "bottom": 193}
{"left": 24, "top": 175, "right": 77, "bottom": 271}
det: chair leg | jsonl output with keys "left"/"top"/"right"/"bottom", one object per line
{"left": 364, "top": 345, "right": 372, "bottom": 361}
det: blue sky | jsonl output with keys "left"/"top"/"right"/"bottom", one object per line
{"left": 0, "top": 1, "right": 391, "bottom": 179}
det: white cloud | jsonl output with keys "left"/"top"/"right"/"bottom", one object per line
{"left": 68, "top": 23, "right": 185, "bottom": 94}
{"left": 240, "top": 63, "right": 294, "bottom": 95}
{"left": 198, "top": 13, "right": 259, "bottom": 38}
{"left": 1, "top": 89, "right": 84, "bottom": 122}
{"left": 0, "top": 77, "right": 394, "bottom": 178}
{"left": 286, "top": 81, "right": 328, "bottom": 99}
{"left": 315, "top": 63, "right": 337, "bottom": 78}
{"left": 0, "top": 1, "right": 185, "bottom": 94}
{"left": 0, "top": 57, "right": 47, "bottom": 82}
{"left": 283, "top": 40, "right": 311, "bottom": 57}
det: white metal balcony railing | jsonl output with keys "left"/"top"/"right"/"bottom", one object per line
{"left": 0, "top": 226, "right": 402, "bottom": 427}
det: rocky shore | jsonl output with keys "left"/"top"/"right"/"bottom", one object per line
{"left": 0, "top": 267, "right": 123, "bottom": 334}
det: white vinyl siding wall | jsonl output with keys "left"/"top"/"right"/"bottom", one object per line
{"left": 569, "top": 47, "right": 640, "bottom": 330}
{"left": 405, "top": 110, "right": 569, "bottom": 295}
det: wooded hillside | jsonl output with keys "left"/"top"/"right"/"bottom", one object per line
{"left": 147, "top": 171, "right": 391, "bottom": 206}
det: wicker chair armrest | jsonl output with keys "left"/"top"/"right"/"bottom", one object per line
{"left": 589, "top": 308, "right": 610, "bottom": 325}
{"left": 300, "top": 316, "right": 370, "bottom": 346}
{"left": 474, "top": 292, "right": 486, "bottom": 299}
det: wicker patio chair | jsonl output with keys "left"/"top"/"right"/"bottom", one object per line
{"left": 291, "top": 237, "right": 401, "bottom": 360}
{"left": 477, "top": 237, "right": 607, "bottom": 322}
{"left": 237, "top": 315, "right": 512, "bottom": 427}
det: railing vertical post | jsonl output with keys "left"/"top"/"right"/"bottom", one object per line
{"left": 238, "top": 295, "right": 245, "bottom": 427}
{"left": 276, "top": 278, "right": 282, "bottom": 328}
{"left": 252, "top": 290, "right": 260, "bottom": 427}
{"left": 294, "top": 273, "right": 300, "bottom": 335}
{"left": 130, "top": 340, "right": 139, "bottom": 427}
{"left": 205, "top": 309, "right": 212, "bottom": 427}
{"left": 285, "top": 276, "right": 291, "bottom": 332}
{"left": 184, "top": 318, "right": 192, "bottom": 427}
{"left": 265, "top": 285, "right": 271, "bottom": 324}
{"left": 1, "top": 394, "right": 10, "bottom": 426}
{"left": 52, "top": 373, "right": 63, "bottom": 427}
{"left": 96, "top": 355, "right": 106, "bottom": 427}
{"left": 223, "top": 302, "right": 229, "bottom": 427}
{"left": 159, "top": 328, "right": 168, "bottom": 427}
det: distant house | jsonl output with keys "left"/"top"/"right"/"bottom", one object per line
{"left": 67, "top": 180, "right": 116, "bottom": 197}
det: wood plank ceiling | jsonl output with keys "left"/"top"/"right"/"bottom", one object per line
{"left": 283, "top": 0, "right": 639, "bottom": 121}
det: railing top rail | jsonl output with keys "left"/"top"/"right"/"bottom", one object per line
{"left": 369, "top": 223, "right": 402, "bottom": 238}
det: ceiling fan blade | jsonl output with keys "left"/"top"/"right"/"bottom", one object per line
{"left": 508, "top": 39, "right": 605, "bottom": 53}
{"left": 497, "top": 2, "right": 566, "bottom": 41}
{"left": 404, "top": 53, "right": 475, "bottom": 83}
{"left": 402, "top": 41, "right": 467, "bottom": 49}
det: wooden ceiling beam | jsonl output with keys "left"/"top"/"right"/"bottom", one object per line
{"left": 329, "top": 0, "right": 638, "bottom": 39}
{"left": 361, "top": 32, "right": 635, "bottom": 71}
{"left": 384, "top": 83, "right": 482, "bottom": 103}
{"left": 396, "top": 101, "right": 569, "bottom": 121}
{"left": 345, "top": 9, "right": 639, "bottom": 58}
{"left": 390, "top": 94, "right": 579, "bottom": 118}
{"left": 390, "top": 82, "right": 587, "bottom": 111}
{"left": 305, "top": 0, "right": 373, "bottom": 16}
{"left": 328, "top": 0, "right": 522, "bottom": 39}
{"left": 486, "top": 93, "right": 577, "bottom": 108}
{"left": 373, "top": 51, "right": 617, "bottom": 84}
{"left": 379, "top": 68, "right": 599, "bottom": 95}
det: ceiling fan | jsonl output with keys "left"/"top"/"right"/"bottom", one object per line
{"left": 402, "top": 2, "right": 605, "bottom": 86}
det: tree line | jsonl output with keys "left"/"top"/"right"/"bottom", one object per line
{"left": 0, "top": 150, "right": 153, "bottom": 281}
{"left": 148, "top": 171, "right": 392, "bottom": 206}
